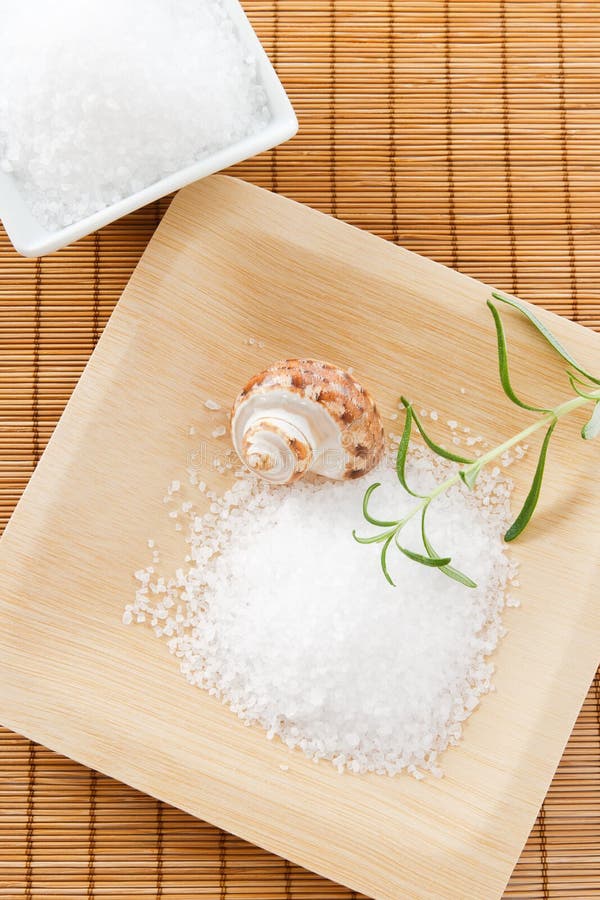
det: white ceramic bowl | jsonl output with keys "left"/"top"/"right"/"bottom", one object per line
{"left": 0, "top": 0, "right": 297, "bottom": 258}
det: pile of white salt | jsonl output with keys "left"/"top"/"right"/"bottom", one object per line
{"left": 125, "top": 448, "right": 518, "bottom": 778}
{"left": 0, "top": 0, "right": 269, "bottom": 230}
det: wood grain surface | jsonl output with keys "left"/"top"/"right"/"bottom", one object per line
{"left": 0, "top": 176, "right": 599, "bottom": 900}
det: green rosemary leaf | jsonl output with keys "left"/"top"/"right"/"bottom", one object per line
{"left": 395, "top": 403, "right": 424, "bottom": 497}
{"left": 459, "top": 464, "right": 481, "bottom": 490}
{"left": 400, "top": 397, "right": 475, "bottom": 465}
{"left": 504, "top": 419, "right": 557, "bottom": 542}
{"left": 492, "top": 290, "right": 600, "bottom": 386}
{"left": 380, "top": 533, "right": 396, "bottom": 586}
{"left": 487, "top": 300, "right": 550, "bottom": 412}
{"left": 394, "top": 532, "right": 451, "bottom": 568}
{"left": 421, "top": 505, "right": 477, "bottom": 588}
{"left": 568, "top": 369, "right": 598, "bottom": 389}
{"left": 361, "top": 482, "right": 399, "bottom": 528}
{"left": 581, "top": 402, "right": 600, "bottom": 440}
{"left": 352, "top": 529, "right": 394, "bottom": 545}
{"left": 567, "top": 371, "right": 600, "bottom": 401}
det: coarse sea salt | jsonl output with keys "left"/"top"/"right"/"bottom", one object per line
{"left": 126, "top": 447, "right": 518, "bottom": 778}
{"left": 0, "top": 0, "right": 270, "bottom": 231}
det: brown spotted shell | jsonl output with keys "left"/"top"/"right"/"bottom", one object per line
{"left": 230, "top": 359, "right": 384, "bottom": 484}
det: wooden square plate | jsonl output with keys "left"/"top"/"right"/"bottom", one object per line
{"left": 1, "top": 176, "right": 599, "bottom": 900}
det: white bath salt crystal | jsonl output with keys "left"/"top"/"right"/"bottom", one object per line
{"left": 122, "top": 608, "right": 133, "bottom": 625}
{"left": 452, "top": 437, "right": 461, "bottom": 445}
{"left": 175, "top": 523, "right": 183, "bottom": 531}
{"left": 169, "top": 480, "right": 181, "bottom": 494}
{"left": 460, "top": 387, "right": 467, "bottom": 395}
{"left": 198, "top": 481, "right": 207, "bottom": 493}
{"left": 390, "top": 413, "right": 398, "bottom": 421}
{"left": 169, "top": 510, "right": 178, "bottom": 519}
{"left": 430, "top": 410, "right": 439, "bottom": 421}
{"left": 0, "top": 0, "right": 271, "bottom": 231}
{"left": 182, "top": 501, "right": 193, "bottom": 513}
{"left": 258, "top": 341, "right": 266, "bottom": 349}
{"left": 279, "top": 764, "right": 289, "bottom": 772}
{"left": 204, "top": 399, "right": 221, "bottom": 411}
{"left": 147, "top": 538, "right": 155, "bottom": 549}
{"left": 420, "top": 409, "right": 428, "bottom": 417}
{"left": 212, "top": 425, "right": 227, "bottom": 438}
{"left": 188, "top": 425, "right": 197, "bottom": 436}
{"left": 127, "top": 446, "right": 517, "bottom": 778}
{"left": 447, "top": 420, "right": 458, "bottom": 430}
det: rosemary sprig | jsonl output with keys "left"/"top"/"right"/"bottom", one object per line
{"left": 353, "top": 290, "right": 600, "bottom": 587}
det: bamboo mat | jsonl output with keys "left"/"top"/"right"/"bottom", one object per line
{"left": 1, "top": 1, "right": 599, "bottom": 897}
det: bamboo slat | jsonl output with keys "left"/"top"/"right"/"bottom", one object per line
{"left": 0, "top": 1, "right": 599, "bottom": 898}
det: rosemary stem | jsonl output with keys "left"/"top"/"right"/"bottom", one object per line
{"left": 397, "top": 388, "right": 600, "bottom": 532}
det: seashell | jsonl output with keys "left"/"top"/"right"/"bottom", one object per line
{"left": 231, "top": 358, "right": 385, "bottom": 484}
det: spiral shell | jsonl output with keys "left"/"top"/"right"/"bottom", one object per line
{"left": 230, "top": 358, "right": 384, "bottom": 484}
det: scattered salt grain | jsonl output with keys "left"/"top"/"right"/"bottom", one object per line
{"left": 188, "top": 425, "right": 197, "bottom": 436}
{"left": 204, "top": 399, "right": 221, "bottom": 411}
{"left": 127, "top": 447, "right": 517, "bottom": 778}
{"left": 212, "top": 425, "right": 227, "bottom": 438}
{"left": 430, "top": 410, "right": 439, "bottom": 421}
{"left": 0, "top": 0, "right": 271, "bottom": 231}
